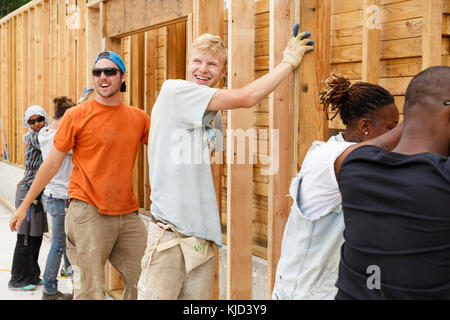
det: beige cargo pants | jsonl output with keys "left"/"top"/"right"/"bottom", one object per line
{"left": 137, "top": 220, "right": 215, "bottom": 300}
{"left": 65, "top": 199, "right": 147, "bottom": 300}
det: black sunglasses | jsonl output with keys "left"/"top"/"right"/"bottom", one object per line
{"left": 27, "top": 116, "right": 45, "bottom": 125}
{"left": 92, "top": 67, "right": 119, "bottom": 77}
{"left": 445, "top": 101, "right": 450, "bottom": 106}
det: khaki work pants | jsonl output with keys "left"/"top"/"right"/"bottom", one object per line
{"left": 65, "top": 199, "right": 147, "bottom": 300}
{"left": 137, "top": 220, "right": 215, "bottom": 300}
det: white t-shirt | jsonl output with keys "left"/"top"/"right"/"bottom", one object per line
{"left": 297, "top": 133, "right": 355, "bottom": 220}
{"left": 148, "top": 80, "right": 223, "bottom": 246}
{"left": 39, "top": 127, "right": 74, "bottom": 199}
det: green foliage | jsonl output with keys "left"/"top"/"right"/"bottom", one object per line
{"left": 0, "top": 0, "right": 31, "bottom": 19}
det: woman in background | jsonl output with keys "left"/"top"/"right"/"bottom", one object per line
{"left": 8, "top": 105, "right": 49, "bottom": 291}
{"left": 39, "top": 96, "right": 76, "bottom": 300}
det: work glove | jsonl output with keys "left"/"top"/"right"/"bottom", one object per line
{"left": 282, "top": 24, "right": 314, "bottom": 69}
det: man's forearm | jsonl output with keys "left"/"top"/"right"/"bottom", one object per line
{"left": 367, "top": 122, "right": 404, "bottom": 151}
{"left": 208, "top": 62, "right": 293, "bottom": 110}
{"left": 11, "top": 147, "right": 67, "bottom": 231}
{"left": 335, "top": 123, "right": 404, "bottom": 175}
{"left": 240, "top": 62, "right": 293, "bottom": 107}
{"left": 18, "top": 159, "right": 61, "bottom": 210}
{"left": 18, "top": 146, "right": 67, "bottom": 211}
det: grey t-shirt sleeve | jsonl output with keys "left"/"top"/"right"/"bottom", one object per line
{"left": 169, "top": 80, "right": 219, "bottom": 128}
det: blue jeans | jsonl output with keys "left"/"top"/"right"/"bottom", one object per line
{"left": 42, "top": 195, "right": 71, "bottom": 295}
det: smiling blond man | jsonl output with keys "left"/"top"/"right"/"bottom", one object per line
{"left": 138, "top": 29, "right": 314, "bottom": 300}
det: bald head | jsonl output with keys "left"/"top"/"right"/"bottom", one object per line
{"left": 403, "top": 66, "right": 450, "bottom": 122}
{"left": 398, "top": 66, "right": 450, "bottom": 156}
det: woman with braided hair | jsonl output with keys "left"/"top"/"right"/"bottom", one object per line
{"left": 39, "top": 96, "right": 76, "bottom": 300}
{"left": 272, "top": 73, "right": 400, "bottom": 300}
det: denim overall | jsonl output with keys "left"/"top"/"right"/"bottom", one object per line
{"left": 272, "top": 143, "right": 346, "bottom": 300}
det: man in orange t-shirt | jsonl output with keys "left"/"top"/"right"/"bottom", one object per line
{"left": 10, "top": 51, "right": 150, "bottom": 300}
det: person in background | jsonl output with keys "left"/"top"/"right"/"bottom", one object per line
{"left": 8, "top": 105, "right": 50, "bottom": 291}
{"left": 39, "top": 96, "right": 76, "bottom": 300}
{"left": 272, "top": 73, "right": 401, "bottom": 300}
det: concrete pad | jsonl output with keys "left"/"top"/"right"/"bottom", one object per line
{"left": 0, "top": 202, "right": 73, "bottom": 300}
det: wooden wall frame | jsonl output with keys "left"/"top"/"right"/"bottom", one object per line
{"left": 3, "top": 0, "right": 446, "bottom": 301}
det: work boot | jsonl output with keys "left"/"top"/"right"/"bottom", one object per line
{"left": 42, "top": 291, "right": 73, "bottom": 300}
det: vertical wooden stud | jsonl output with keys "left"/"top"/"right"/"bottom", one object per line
{"left": 58, "top": 0, "right": 67, "bottom": 96}
{"left": 67, "top": 0, "right": 77, "bottom": 100}
{"left": 11, "top": 18, "right": 17, "bottom": 164}
{"left": 267, "top": 0, "right": 294, "bottom": 299}
{"left": 100, "top": 1, "right": 121, "bottom": 54}
{"left": 362, "top": 0, "right": 380, "bottom": 83}
{"left": 226, "top": 0, "right": 255, "bottom": 300}
{"left": 35, "top": 4, "right": 44, "bottom": 109}
{"left": 16, "top": 14, "right": 24, "bottom": 164}
{"left": 42, "top": 0, "right": 51, "bottom": 112}
{"left": 28, "top": 8, "right": 35, "bottom": 105}
{"left": 166, "top": 22, "right": 186, "bottom": 80}
{"left": 21, "top": 11, "right": 29, "bottom": 165}
{"left": 0, "top": 24, "right": 3, "bottom": 161}
{"left": 77, "top": 0, "right": 87, "bottom": 100}
{"left": 422, "top": 0, "right": 443, "bottom": 69}
{"left": 297, "top": 0, "right": 330, "bottom": 167}
{"left": 143, "top": 29, "right": 157, "bottom": 211}
{"left": 50, "top": 0, "right": 58, "bottom": 106}
{"left": 193, "top": 0, "right": 223, "bottom": 38}
{"left": 86, "top": 5, "right": 101, "bottom": 90}
{"left": 130, "top": 33, "right": 145, "bottom": 208}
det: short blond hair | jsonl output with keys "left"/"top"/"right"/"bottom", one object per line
{"left": 191, "top": 33, "right": 228, "bottom": 65}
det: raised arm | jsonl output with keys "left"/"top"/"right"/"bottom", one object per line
{"left": 9, "top": 146, "right": 67, "bottom": 231}
{"left": 207, "top": 29, "right": 314, "bottom": 111}
{"left": 334, "top": 122, "right": 405, "bottom": 175}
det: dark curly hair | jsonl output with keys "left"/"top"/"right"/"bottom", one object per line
{"left": 53, "top": 96, "right": 75, "bottom": 119}
{"left": 319, "top": 73, "right": 394, "bottom": 127}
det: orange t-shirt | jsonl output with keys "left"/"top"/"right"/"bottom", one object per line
{"left": 53, "top": 99, "right": 150, "bottom": 215}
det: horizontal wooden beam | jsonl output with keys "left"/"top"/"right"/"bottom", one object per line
{"left": 0, "top": 0, "right": 42, "bottom": 24}
{"left": 105, "top": 0, "right": 192, "bottom": 38}
{"left": 88, "top": 0, "right": 106, "bottom": 8}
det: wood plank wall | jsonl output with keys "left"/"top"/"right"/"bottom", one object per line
{"left": 329, "top": 0, "right": 450, "bottom": 131}
{"left": 0, "top": 0, "right": 87, "bottom": 166}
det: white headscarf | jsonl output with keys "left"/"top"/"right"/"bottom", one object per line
{"left": 22, "top": 105, "right": 49, "bottom": 143}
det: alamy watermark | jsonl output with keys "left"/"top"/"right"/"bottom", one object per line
{"left": 170, "top": 127, "right": 280, "bottom": 176}
{"left": 366, "top": 265, "right": 381, "bottom": 290}
{"left": 365, "top": 5, "right": 381, "bottom": 30}
{"left": 66, "top": 5, "right": 81, "bottom": 30}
